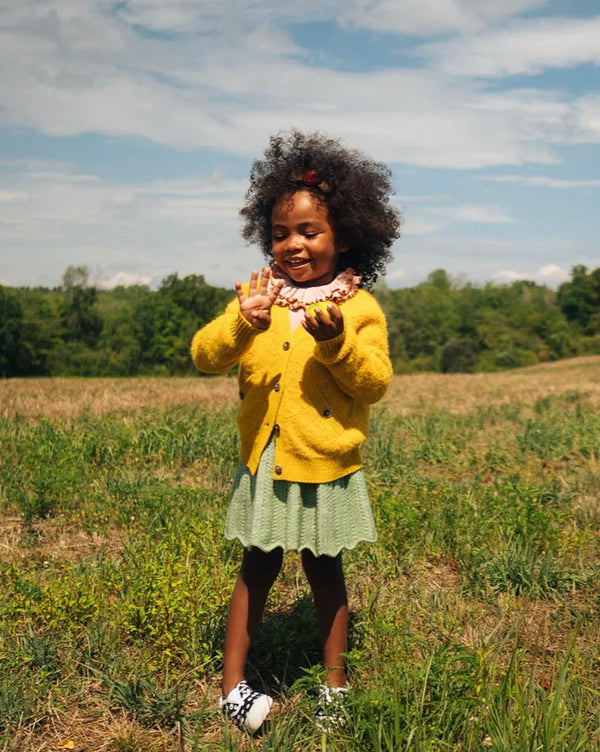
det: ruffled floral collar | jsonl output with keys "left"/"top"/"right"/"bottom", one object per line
{"left": 269, "top": 265, "right": 362, "bottom": 311}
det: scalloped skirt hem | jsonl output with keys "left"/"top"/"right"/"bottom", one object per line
{"left": 225, "top": 434, "right": 377, "bottom": 558}
{"left": 224, "top": 532, "right": 377, "bottom": 559}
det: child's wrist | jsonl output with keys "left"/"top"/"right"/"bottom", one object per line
{"left": 314, "top": 330, "right": 345, "bottom": 360}
{"left": 233, "top": 308, "right": 259, "bottom": 340}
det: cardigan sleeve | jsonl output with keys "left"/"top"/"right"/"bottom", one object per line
{"left": 313, "top": 292, "right": 392, "bottom": 404}
{"left": 190, "top": 296, "right": 258, "bottom": 374}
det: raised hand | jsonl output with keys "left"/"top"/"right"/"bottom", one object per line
{"left": 236, "top": 268, "right": 284, "bottom": 331}
{"left": 303, "top": 303, "right": 344, "bottom": 341}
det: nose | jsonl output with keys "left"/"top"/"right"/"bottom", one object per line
{"left": 285, "top": 232, "right": 304, "bottom": 252}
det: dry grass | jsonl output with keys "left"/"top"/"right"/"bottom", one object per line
{"left": 9, "top": 708, "right": 177, "bottom": 752}
{"left": 2, "top": 356, "right": 599, "bottom": 421}
{"left": 0, "top": 376, "right": 239, "bottom": 420}
{"left": 2, "top": 357, "right": 599, "bottom": 751}
{"left": 0, "top": 515, "right": 126, "bottom": 567}
{"left": 381, "top": 356, "right": 600, "bottom": 414}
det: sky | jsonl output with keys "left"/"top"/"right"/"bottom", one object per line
{"left": 1, "top": 0, "right": 599, "bottom": 291}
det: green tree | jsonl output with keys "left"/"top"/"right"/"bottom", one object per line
{"left": 19, "top": 287, "right": 64, "bottom": 375}
{"left": 558, "top": 265, "right": 600, "bottom": 335}
{"left": 132, "top": 273, "right": 233, "bottom": 374}
{"left": 5, "top": 264, "right": 595, "bottom": 377}
{"left": 382, "top": 270, "right": 461, "bottom": 371}
{"left": 439, "top": 337, "right": 478, "bottom": 373}
{"left": 95, "top": 285, "right": 151, "bottom": 375}
{"left": 0, "top": 287, "right": 24, "bottom": 376}
{"left": 60, "top": 265, "right": 102, "bottom": 347}
{"left": 158, "top": 273, "right": 231, "bottom": 325}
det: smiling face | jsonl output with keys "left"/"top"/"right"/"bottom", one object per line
{"left": 270, "top": 190, "right": 346, "bottom": 287}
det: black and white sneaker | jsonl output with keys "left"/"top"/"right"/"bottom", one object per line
{"left": 219, "top": 680, "right": 273, "bottom": 734}
{"left": 314, "top": 685, "right": 349, "bottom": 731}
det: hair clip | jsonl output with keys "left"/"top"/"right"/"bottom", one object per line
{"left": 292, "top": 169, "right": 332, "bottom": 193}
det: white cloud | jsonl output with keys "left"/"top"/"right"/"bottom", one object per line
{"left": 493, "top": 264, "right": 570, "bottom": 285}
{"left": 0, "top": 0, "right": 596, "bottom": 171}
{"left": 402, "top": 218, "right": 446, "bottom": 236}
{"left": 340, "top": 0, "right": 545, "bottom": 35}
{"left": 1, "top": 1, "right": 599, "bottom": 291}
{"left": 401, "top": 200, "right": 512, "bottom": 239}
{"left": 0, "top": 164, "right": 263, "bottom": 288}
{"left": 443, "top": 204, "right": 513, "bottom": 224}
{"left": 493, "top": 269, "right": 527, "bottom": 282}
{"left": 385, "top": 267, "right": 407, "bottom": 282}
{"left": 408, "top": 202, "right": 513, "bottom": 229}
{"left": 1, "top": 58, "right": 567, "bottom": 167}
{"left": 1, "top": 159, "right": 596, "bottom": 290}
{"left": 480, "top": 174, "right": 600, "bottom": 189}
{"left": 396, "top": 193, "right": 455, "bottom": 203}
{"left": 575, "top": 93, "right": 600, "bottom": 142}
{"left": 423, "top": 15, "right": 600, "bottom": 77}
{"left": 111, "top": 0, "right": 308, "bottom": 33}
{"left": 75, "top": 0, "right": 545, "bottom": 37}
{"left": 538, "top": 264, "right": 568, "bottom": 283}
{"left": 389, "top": 231, "right": 599, "bottom": 289}
{"left": 98, "top": 271, "right": 152, "bottom": 289}
{"left": 113, "top": 0, "right": 205, "bottom": 32}
{"left": 0, "top": 190, "right": 28, "bottom": 202}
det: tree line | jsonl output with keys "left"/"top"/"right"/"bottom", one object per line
{"left": 1, "top": 264, "right": 599, "bottom": 378}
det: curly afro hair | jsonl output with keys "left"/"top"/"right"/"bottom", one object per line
{"left": 240, "top": 130, "right": 401, "bottom": 288}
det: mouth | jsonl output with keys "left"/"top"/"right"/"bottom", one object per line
{"left": 285, "top": 257, "right": 310, "bottom": 270}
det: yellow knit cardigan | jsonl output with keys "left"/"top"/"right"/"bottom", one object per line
{"left": 190, "top": 288, "right": 392, "bottom": 483}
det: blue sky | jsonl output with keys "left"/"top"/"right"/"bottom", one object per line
{"left": 1, "top": 0, "right": 599, "bottom": 290}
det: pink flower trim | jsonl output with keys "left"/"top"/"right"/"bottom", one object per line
{"left": 269, "top": 266, "right": 362, "bottom": 311}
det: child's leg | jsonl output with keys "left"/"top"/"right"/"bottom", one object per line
{"left": 301, "top": 550, "right": 348, "bottom": 688}
{"left": 222, "top": 546, "right": 283, "bottom": 696}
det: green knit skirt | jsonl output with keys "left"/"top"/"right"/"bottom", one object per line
{"left": 225, "top": 434, "right": 376, "bottom": 557}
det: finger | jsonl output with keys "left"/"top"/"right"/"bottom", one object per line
{"left": 268, "top": 278, "right": 285, "bottom": 302}
{"left": 235, "top": 281, "right": 246, "bottom": 305}
{"left": 248, "top": 269, "right": 259, "bottom": 296}
{"left": 326, "top": 304, "right": 343, "bottom": 325}
{"left": 303, "top": 309, "right": 319, "bottom": 328}
{"left": 313, "top": 308, "right": 330, "bottom": 325}
{"left": 305, "top": 306, "right": 331, "bottom": 326}
{"left": 304, "top": 317, "right": 340, "bottom": 341}
{"left": 258, "top": 267, "right": 271, "bottom": 296}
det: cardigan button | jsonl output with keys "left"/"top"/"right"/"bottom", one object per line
{"left": 274, "top": 465, "right": 283, "bottom": 475}
{"left": 323, "top": 408, "right": 332, "bottom": 417}
{"left": 274, "top": 382, "right": 281, "bottom": 392}
{"left": 282, "top": 341, "right": 290, "bottom": 351}
{"left": 274, "top": 423, "right": 280, "bottom": 437}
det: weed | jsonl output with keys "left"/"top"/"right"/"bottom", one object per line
{"left": 104, "top": 673, "right": 190, "bottom": 731}
{"left": 1, "top": 365, "right": 600, "bottom": 749}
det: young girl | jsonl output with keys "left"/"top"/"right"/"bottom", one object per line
{"left": 191, "top": 130, "right": 400, "bottom": 733}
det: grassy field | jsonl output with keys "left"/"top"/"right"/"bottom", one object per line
{"left": 1, "top": 358, "right": 599, "bottom": 751}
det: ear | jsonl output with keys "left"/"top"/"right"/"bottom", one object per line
{"left": 337, "top": 242, "right": 350, "bottom": 254}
